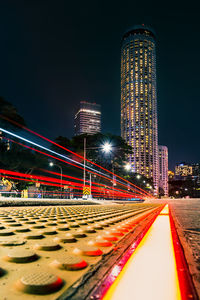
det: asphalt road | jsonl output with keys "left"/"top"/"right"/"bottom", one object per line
{"left": 170, "top": 199, "right": 200, "bottom": 298}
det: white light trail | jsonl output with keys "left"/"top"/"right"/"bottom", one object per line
{"left": 0, "top": 127, "right": 144, "bottom": 197}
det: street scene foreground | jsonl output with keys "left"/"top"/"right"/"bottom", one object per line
{"left": 0, "top": 198, "right": 199, "bottom": 300}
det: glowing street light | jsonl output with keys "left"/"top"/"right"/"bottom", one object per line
{"left": 136, "top": 175, "right": 141, "bottom": 179}
{"left": 124, "top": 163, "right": 131, "bottom": 171}
{"left": 102, "top": 142, "right": 112, "bottom": 153}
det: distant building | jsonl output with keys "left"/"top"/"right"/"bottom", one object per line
{"left": 120, "top": 25, "right": 159, "bottom": 195}
{"left": 74, "top": 101, "right": 101, "bottom": 136}
{"left": 168, "top": 170, "right": 175, "bottom": 180}
{"left": 175, "top": 163, "right": 193, "bottom": 177}
{"left": 169, "top": 162, "right": 200, "bottom": 198}
{"left": 175, "top": 162, "right": 200, "bottom": 181}
{"left": 158, "top": 145, "right": 168, "bottom": 196}
{"left": 192, "top": 163, "right": 200, "bottom": 177}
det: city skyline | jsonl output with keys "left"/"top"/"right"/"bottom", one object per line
{"left": 0, "top": 1, "right": 199, "bottom": 170}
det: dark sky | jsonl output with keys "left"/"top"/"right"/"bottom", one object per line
{"left": 0, "top": 1, "right": 199, "bottom": 170}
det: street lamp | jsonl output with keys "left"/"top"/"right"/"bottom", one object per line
{"left": 102, "top": 142, "right": 112, "bottom": 153}
{"left": 124, "top": 163, "right": 131, "bottom": 171}
{"left": 83, "top": 138, "right": 112, "bottom": 200}
{"left": 136, "top": 174, "right": 141, "bottom": 179}
{"left": 102, "top": 142, "right": 113, "bottom": 198}
{"left": 49, "top": 162, "right": 63, "bottom": 198}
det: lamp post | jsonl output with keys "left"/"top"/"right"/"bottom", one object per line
{"left": 49, "top": 162, "right": 63, "bottom": 198}
{"left": 102, "top": 142, "right": 113, "bottom": 200}
{"left": 124, "top": 163, "right": 131, "bottom": 199}
{"left": 83, "top": 137, "right": 86, "bottom": 188}
{"left": 82, "top": 139, "right": 112, "bottom": 200}
{"left": 110, "top": 162, "right": 115, "bottom": 201}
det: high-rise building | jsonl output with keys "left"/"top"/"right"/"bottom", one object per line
{"left": 74, "top": 101, "right": 101, "bottom": 136}
{"left": 121, "top": 25, "right": 159, "bottom": 195}
{"left": 158, "top": 145, "right": 168, "bottom": 196}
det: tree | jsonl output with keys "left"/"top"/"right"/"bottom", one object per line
{"left": 50, "top": 133, "right": 134, "bottom": 188}
{"left": 0, "top": 96, "right": 27, "bottom": 173}
{"left": 71, "top": 133, "right": 133, "bottom": 171}
{"left": 51, "top": 136, "right": 72, "bottom": 155}
{"left": 0, "top": 97, "right": 26, "bottom": 131}
{"left": 0, "top": 97, "right": 48, "bottom": 190}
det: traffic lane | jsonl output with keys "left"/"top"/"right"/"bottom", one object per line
{"left": 170, "top": 199, "right": 200, "bottom": 298}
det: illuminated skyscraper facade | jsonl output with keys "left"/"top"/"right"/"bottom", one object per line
{"left": 74, "top": 101, "right": 101, "bottom": 136}
{"left": 121, "top": 26, "right": 159, "bottom": 194}
{"left": 158, "top": 145, "right": 168, "bottom": 196}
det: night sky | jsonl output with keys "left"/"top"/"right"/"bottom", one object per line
{"left": 0, "top": 1, "right": 199, "bottom": 170}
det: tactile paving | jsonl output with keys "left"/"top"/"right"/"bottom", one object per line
{"left": 34, "top": 242, "right": 61, "bottom": 251}
{"left": 51, "top": 256, "right": 88, "bottom": 270}
{"left": 16, "top": 272, "right": 63, "bottom": 294}
{"left": 0, "top": 229, "right": 14, "bottom": 236}
{"left": 0, "top": 239, "right": 26, "bottom": 246}
{"left": 4, "top": 249, "right": 38, "bottom": 263}
{"left": 0, "top": 202, "right": 161, "bottom": 299}
{"left": 73, "top": 245, "right": 103, "bottom": 256}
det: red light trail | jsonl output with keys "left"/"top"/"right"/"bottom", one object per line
{"left": 1, "top": 170, "right": 142, "bottom": 199}
{"left": 2, "top": 136, "right": 149, "bottom": 198}
{"left": 0, "top": 115, "right": 153, "bottom": 198}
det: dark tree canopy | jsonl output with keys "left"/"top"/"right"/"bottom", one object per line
{"left": 70, "top": 133, "right": 133, "bottom": 170}
{"left": 51, "top": 136, "right": 72, "bottom": 155}
{"left": 0, "top": 97, "right": 26, "bottom": 131}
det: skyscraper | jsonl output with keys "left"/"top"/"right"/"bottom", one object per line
{"left": 158, "top": 145, "right": 168, "bottom": 196}
{"left": 74, "top": 101, "right": 101, "bottom": 136}
{"left": 121, "top": 25, "right": 159, "bottom": 195}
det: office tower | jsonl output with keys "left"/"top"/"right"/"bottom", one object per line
{"left": 121, "top": 25, "right": 159, "bottom": 195}
{"left": 74, "top": 101, "right": 101, "bottom": 136}
{"left": 158, "top": 145, "right": 168, "bottom": 196}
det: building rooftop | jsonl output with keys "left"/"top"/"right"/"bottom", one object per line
{"left": 122, "top": 25, "right": 156, "bottom": 41}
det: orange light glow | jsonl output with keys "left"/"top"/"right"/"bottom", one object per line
{"left": 103, "top": 205, "right": 181, "bottom": 300}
